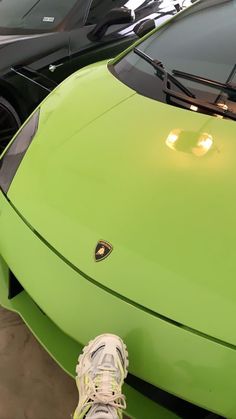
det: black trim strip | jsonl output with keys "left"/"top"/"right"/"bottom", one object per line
{"left": 11, "top": 67, "right": 52, "bottom": 93}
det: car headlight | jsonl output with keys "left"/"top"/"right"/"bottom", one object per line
{"left": 0, "top": 109, "right": 40, "bottom": 194}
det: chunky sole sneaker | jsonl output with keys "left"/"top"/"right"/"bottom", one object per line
{"left": 73, "top": 334, "right": 129, "bottom": 419}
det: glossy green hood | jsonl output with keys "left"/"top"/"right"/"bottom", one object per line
{"left": 8, "top": 61, "right": 236, "bottom": 347}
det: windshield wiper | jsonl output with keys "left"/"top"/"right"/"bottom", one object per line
{"left": 163, "top": 84, "right": 236, "bottom": 121}
{"left": 172, "top": 69, "right": 236, "bottom": 94}
{"left": 133, "top": 47, "right": 195, "bottom": 98}
{"left": 133, "top": 48, "right": 236, "bottom": 121}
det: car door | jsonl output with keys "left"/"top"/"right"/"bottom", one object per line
{"left": 28, "top": 0, "right": 86, "bottom": 85}
{"left": 23, "top": 32, "right": 70, "bottom": 86}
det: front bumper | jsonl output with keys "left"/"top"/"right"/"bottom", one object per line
{"left": 0, "top": 192, "right": 235, "bottom": 418}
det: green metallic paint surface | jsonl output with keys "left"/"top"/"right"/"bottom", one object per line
{"left": 0, "top": 258, "right": 177, "bottom": 419}
{"left": 1, "top": 192, "right": 236, "bottom": 417}
{"left": 0, "top": 37, "right": 236, "bottom": 416}
{"left": 8, "top": 61, "right": 236, "bottom": 350}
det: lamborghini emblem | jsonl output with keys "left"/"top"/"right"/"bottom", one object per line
{"left": 95, "top": 240, "right": 113, "bottom": 262}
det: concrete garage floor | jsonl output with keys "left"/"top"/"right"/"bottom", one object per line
{"left": 0, "top": 306, "right": 130, "bottom": 419}
{"left": 0, "top": 306, "right": 131, "bottom": 419}
{"left": 0, "top": 306, "right": 78, "bottom": 419}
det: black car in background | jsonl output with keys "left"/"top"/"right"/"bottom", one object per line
{"left": 0, "top": 0, "right": 193, "bottom": 151}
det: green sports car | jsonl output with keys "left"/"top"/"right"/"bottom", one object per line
{"left": 0, "top": 0, "right": 236, "bottom": 417}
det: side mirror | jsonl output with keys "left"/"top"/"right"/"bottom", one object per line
{"left": 133, "top": 19, "right": 155, "bottom": 39}
{"left": 88, "top": 7, "right": 134, "bottom": 42}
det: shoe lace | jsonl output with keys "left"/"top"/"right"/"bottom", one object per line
{"left": 85, "top": 367, "right": 126, "bottom": 411}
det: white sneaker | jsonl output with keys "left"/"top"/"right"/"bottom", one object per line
{"left": 73, "top": 334, "right": 129, "bottom": 419}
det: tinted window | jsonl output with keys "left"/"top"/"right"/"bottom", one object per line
{"left": 111, "top": 0, "right": 236, "bottom": 119}
{"left": 0, "top": 0, "right": 78, "bottom": 33}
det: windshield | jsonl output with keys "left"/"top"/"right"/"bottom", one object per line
{"left": 111, "top": 0, "right": 236, "bottom": 120}
{"left": 0, "top": 0, "right": 78, "bottom": 34}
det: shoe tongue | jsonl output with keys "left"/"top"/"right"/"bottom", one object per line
{"left": 86, "top": 404, "right": 118, "bottom": 419}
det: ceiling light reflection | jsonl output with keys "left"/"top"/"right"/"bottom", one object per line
{"left": 166, "top": 129, "right": 213, "bottom": 156}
